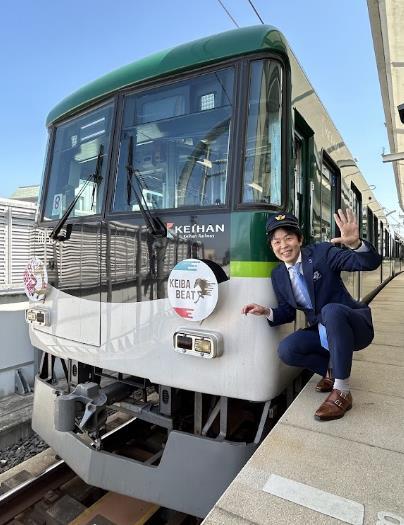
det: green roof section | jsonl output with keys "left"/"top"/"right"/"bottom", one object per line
{"left": 46, "top": 25, "right": 287, "bottom": 126}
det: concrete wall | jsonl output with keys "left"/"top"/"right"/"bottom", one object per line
{"left": 0, "top": 301, "right": 35, "bottom": 397}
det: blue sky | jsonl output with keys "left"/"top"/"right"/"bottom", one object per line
{"left": 0, "top": 0, "right": 398, "bottom": 217}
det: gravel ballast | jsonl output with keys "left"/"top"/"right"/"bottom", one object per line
{"left": 0, "top": 432, "right": 48, "bottom": 474}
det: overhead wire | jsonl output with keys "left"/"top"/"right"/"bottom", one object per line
{"left": 247, "top": 0, "right": 265, "bottom": 24}
{"left": 216, "top": 0, "right": 239, "bottom": 28}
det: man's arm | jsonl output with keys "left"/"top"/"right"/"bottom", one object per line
{"left": 325, "top": 240, "right": 382, "bottom": 272}
{"left": 268, "top": 273, "right": 296, "bottom": 325}
{"left": 241, "top": 272, "right": 296, "bottom": 326}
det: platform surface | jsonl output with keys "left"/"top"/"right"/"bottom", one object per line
{"left": 203, "top": 272, "right": 404, "bottom": 525}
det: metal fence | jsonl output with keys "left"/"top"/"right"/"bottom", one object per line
{"left": 0, "top": 198, "right": 37, "bottom": 293}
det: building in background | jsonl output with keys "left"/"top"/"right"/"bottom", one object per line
{"left": 9, "top": 185, "right": 40, "bottom": 204}
{"left": 0, "top": 198, "right": 37, "bottom": 294}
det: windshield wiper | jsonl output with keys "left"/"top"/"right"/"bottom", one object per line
{"left": 125, "top": 136, "right": 166, "bottom": 238}
{"left": 49, "top": 144, "right": 104, "bottom": 242}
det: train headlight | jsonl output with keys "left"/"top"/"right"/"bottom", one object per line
{"left": 173, "top": 329, "right": 223, "bottom": 359}
{"left": 194, "top": 339, "right": 212, "bottom": 354}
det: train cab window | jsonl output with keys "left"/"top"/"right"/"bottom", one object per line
{"left": 43, "top": 103, "right": 114, "bottom": 220}
{"left": 112, "top": 68, "right": 235, "bottom": 212}
{"left": 242, "top": 60, "right": 283, "bottom": 205}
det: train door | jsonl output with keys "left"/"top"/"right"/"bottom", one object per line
{"left": 320, "top": 155, "right": 341, "bottom": 242}
{"left": 380, "top": 221, "right": 384, "bottom": 281}
{"left": 293, "top": 111, "right": 314, "bottom": 237}
{"left": 294, "top": 134, "right": 303, "bottom": 221}
{"left": 351, "top": 182, "right": 362, "bottom": 299}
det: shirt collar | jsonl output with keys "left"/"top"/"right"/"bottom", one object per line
{"left": 284, "top": 252, "right": 302, "bottom": 270}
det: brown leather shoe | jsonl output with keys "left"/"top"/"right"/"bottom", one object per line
{"left": 314, "top": 389, "right": 352, "bottom": 421}
{"left": 315, "top": 377, "right": 335, "bottom": 392}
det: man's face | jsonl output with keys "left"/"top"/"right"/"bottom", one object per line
{"left": 270, "top": 228, "right": 302, "bottom": 264}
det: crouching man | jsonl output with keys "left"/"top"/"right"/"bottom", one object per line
{"left": 242, "top": 209, "right": 382, "bottom": 421}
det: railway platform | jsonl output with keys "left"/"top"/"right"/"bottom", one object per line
{"left": 0, "top": 392, "right": 33, "bottom": 450}
{"left": 203, "top": 272, "right": 404, "bottom": 525}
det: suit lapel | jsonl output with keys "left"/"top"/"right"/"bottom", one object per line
{"left": 280, "top": 264, "right": 297, "bottom": 308}
{"left": 302, "top": 248, "right": 315, "bottom": 309}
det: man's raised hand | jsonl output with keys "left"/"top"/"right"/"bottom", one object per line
{"left": 331, "top": 208, "right": 361, "bottom": 249}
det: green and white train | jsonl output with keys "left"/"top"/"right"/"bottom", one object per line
{"left": 25, "top": 26, "right": 403, "bottom": 517}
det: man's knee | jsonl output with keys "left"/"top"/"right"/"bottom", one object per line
{"left": 321, "top": 303, "right": 348, "bottom": 323}
{"left": 278, "top": 338, "right": 296, "bottom": 366}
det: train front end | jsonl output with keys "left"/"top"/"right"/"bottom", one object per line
{"left": 26, "top": 27, "right": 299, "bottom": 517}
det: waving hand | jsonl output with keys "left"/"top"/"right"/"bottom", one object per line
{"left": 330, "top": 209, "right": 361, "bottom": 249}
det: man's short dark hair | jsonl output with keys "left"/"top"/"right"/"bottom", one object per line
{"left": 267, "top": 226, "right": 303, "bottom": 244}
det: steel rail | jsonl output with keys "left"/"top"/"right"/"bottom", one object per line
{"left": 0, "top": 460, "right": 74, "bottom": 524}
{"left": 0, "top": 416, "right": 139, "bottom": 524}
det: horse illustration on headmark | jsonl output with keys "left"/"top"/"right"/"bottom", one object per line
{"left": 194, "top": 278, "right": 215, "bottom": 304}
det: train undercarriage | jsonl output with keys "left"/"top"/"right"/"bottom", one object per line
{"left": 33, "top": 353, "right": 306, "bottom": 518}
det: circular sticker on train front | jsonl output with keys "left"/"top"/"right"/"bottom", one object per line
{"left": 23, "top": 257, "right": 48, "bottom": 302}
{"left": 168, "top": 259, "right": 218, "bottom": 321}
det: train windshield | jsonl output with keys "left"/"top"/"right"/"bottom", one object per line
{"left": 43, "top": 103, "right": 114, "bottom": 220}
{"left": 112, "top": 68, "right": 234, "bottom": 211}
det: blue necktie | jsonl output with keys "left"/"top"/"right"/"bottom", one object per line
{"left": 318, "top": 323, "right": 329, "bottom": 350}
{"left": 289, "top": 262, "right": 329, "bottom": 350}
{"left": 289, "top": 263, "right": 312, "bottom": 309}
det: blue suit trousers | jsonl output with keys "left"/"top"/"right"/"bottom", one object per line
{"left": 277, "top": 303, "right": 374, "bottom": 379}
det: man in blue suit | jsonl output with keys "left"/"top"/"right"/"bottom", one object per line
{"left": 242, "top": 209, "right": 382, "bottom": 421}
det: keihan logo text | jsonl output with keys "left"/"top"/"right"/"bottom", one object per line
{"left": 167, "top": 223, "right": 225, "bottom": 234}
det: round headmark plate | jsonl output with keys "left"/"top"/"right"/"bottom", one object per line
{"left": 24, "top": 257, "right": 48, "bottom": 302}
{"left": 168, "top": 259, "right": 218, "bottom": 321}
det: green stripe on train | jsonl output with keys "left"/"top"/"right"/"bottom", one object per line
{"left": 230, "top": 261, "right": 278, "bottom": 277}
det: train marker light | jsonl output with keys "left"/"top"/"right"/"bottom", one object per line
{"left": 173, "top": 329, "right": 223, "bottom": 358}
{"left": 25, "top": 307, "right": 51, "bottom": 326}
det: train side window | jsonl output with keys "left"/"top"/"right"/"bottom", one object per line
{"left": 241, "top": 60, "right": 283, "bottom": 205}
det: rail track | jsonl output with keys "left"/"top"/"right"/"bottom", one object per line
{"left": 0, "top": 457, "right": 202, "bottom": 524}
{"left": 0, "top": 460, "right": 73, "bottom": 524}
{"left": 0, "top": 416, "right": 202, "bottom": 525}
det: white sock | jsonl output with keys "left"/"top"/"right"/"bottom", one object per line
{"left": 334, "top": 378, "right": 350, "bottom": 393}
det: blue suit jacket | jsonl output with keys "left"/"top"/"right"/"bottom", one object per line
{"left": 268, "top": 241, "right": 382, "bottom": 327}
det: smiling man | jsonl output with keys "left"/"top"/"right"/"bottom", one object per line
{"left": 242, "top": 209, "right": 382, "bottom": 421}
